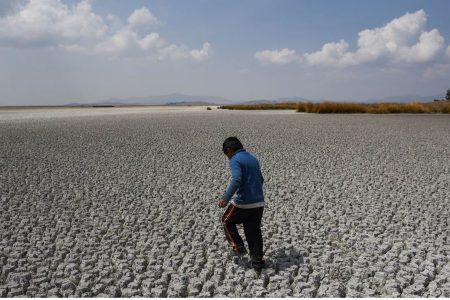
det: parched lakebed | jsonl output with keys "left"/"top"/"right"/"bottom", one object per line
{"left": 1, "top": 108, "right": 449, "bottom": 297}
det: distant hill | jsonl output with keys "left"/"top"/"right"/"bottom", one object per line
{"left": 165, "top": 101, "right": 217, "bottom": 106}
{"left": 240, "top": 97, "right": 315, "bottom": 105}
{"left": 64, "top": 92, "right": 447, "bottom": 107}
{"left": 241, "top": 93, "right": 446, "bottom": 104}
{"left": 364, "top": 93, "right": 445, "bottom": 103}
{"left": 98, "top": 93, "right": 231, "bottom": 106}
{"left": 65, "top": 93, "right": 231, "bottom": 106}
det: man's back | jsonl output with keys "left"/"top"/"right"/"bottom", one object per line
{"left": 225, "top": 149, "right": 264, "bottom": 208}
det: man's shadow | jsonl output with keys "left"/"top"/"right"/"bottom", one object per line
{"left": 267, "top": 247, "right": 304, "bottom": 271}
{"left": 233, "top": 246, "right": 304, "bottom": 272}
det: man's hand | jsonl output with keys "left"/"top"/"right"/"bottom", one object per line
{"left": 218, "top": 199, "right": 228, "bottom": 208}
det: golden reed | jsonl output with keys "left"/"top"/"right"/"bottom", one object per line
{"left": 221, "top": 101, "right": 450, "bottom": 113}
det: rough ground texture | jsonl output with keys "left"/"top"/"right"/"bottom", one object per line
{"left": 1, "top": 109, "right": 449, "bottom": 297}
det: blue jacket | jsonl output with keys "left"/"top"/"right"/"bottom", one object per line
{"left": 223, "top": 149, "right": 265, "bottom": 208}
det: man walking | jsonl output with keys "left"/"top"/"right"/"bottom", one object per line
{"left": 218, "top": 137, "right": 265, "bottom": 272}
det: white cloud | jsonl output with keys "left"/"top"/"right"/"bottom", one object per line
{"left": 90, "top": 28, "right": 141, "bottom": 56}
{"left": 254, "top": 48, "right": 298, "bottom": 64}
{"left": 0, "top": 0, "right": 209, "bottom": 61}
{"left": 128, "top": 7, "right": 157, "bottom": 28}
{"left": 395, "top": 29, "right": 444, "bottom": 63}
{"left": 305, "top": 9, "right": 446, "bottom": 67}
{"left": 257, "top": 9, "right": 448, "bottom": 68}
{"left": 304, "top": 40, "right": 356, "bottom": 67}
{"left": 190, "top": 42, "right": 211, "bottom": 62}
{"left": 0, "top": 0, "right": 107, "bottom": 47}
{"left": 139, "top": 32, "right": 163, "bottom": 50}
{"left": 353, "top": 9, "right": 428, "bottom": 64}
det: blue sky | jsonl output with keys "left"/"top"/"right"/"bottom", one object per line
{"left": 0, "top": 0, "right": 450, "bottom": 105}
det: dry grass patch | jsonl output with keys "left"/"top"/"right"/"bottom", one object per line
{"left": 296, "top": 101, "right": 450, "bottom": 114}
{"left": 220, "top": 101, "right": 450, "bottom": 113}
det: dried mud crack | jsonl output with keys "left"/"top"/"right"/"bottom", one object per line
{"left": 1, "top": 110, "right": 449, "bottom": 297}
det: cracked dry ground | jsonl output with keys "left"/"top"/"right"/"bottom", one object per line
{"left": 1, "top": 112, "right": 449, "bottom": 297}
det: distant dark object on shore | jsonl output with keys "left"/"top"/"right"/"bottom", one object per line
{"left": 433, "top": 89, "right": 450, "bottom": 102}
{"left": 92, "top": 105, "right": 115, "bottom": 108}
{"left": 206, "top": 107, "right": 212, "bottom": 110}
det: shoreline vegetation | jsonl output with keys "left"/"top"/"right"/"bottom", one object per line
{"left": 220, "top": 101, "right": 450, "bottom": 114}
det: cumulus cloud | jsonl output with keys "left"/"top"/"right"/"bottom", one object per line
{"left": 257, "top": 9, "right": 448, "bottom": 68}
{"left": 0, "top": 0, "right": 107, "bottom": 47}
{"left": 254, "top": 48, "right": 299, "bottom": 64}
{"left": 395, "top": 29, "right": 444, "bottom": 63}
{"left": 190, "top": 42, "right": 211, "bottom": 62}
{"left": 304, "top": 40, "right": 355, "bottom": 67}
{"left": 304, "top": 9, "right": 446, "bottom": 67}
{"left": 351, "top": 10, "right": 444, "bottom": 65}
{"left": 0, "top": 0, "right": 210, "bottom": 61}
{"left": 128, "top": 7, "right": 157, "bottom": 28}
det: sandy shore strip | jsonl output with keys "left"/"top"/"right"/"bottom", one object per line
{"left": 0, "top": 106, "right": 299, "bottom": 121}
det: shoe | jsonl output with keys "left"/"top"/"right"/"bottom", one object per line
{"left": 229, "top": 248, "right": 247, "bottom": 266}
{"left": 251, "top": 260, "right": 266, "bottom": 274}
{"left": 232, "top": 246, "right": 247, "bottom": 256}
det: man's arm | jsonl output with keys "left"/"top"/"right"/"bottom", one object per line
{"left": 222, "top": 159, "right": 242, "bottom": 202}
{"left": 258, "top": 160, "right": 264, "bottom": 185}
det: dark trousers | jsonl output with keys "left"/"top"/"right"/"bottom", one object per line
{"left": 221, "top": 204, "right": 264, "bottom": 262}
